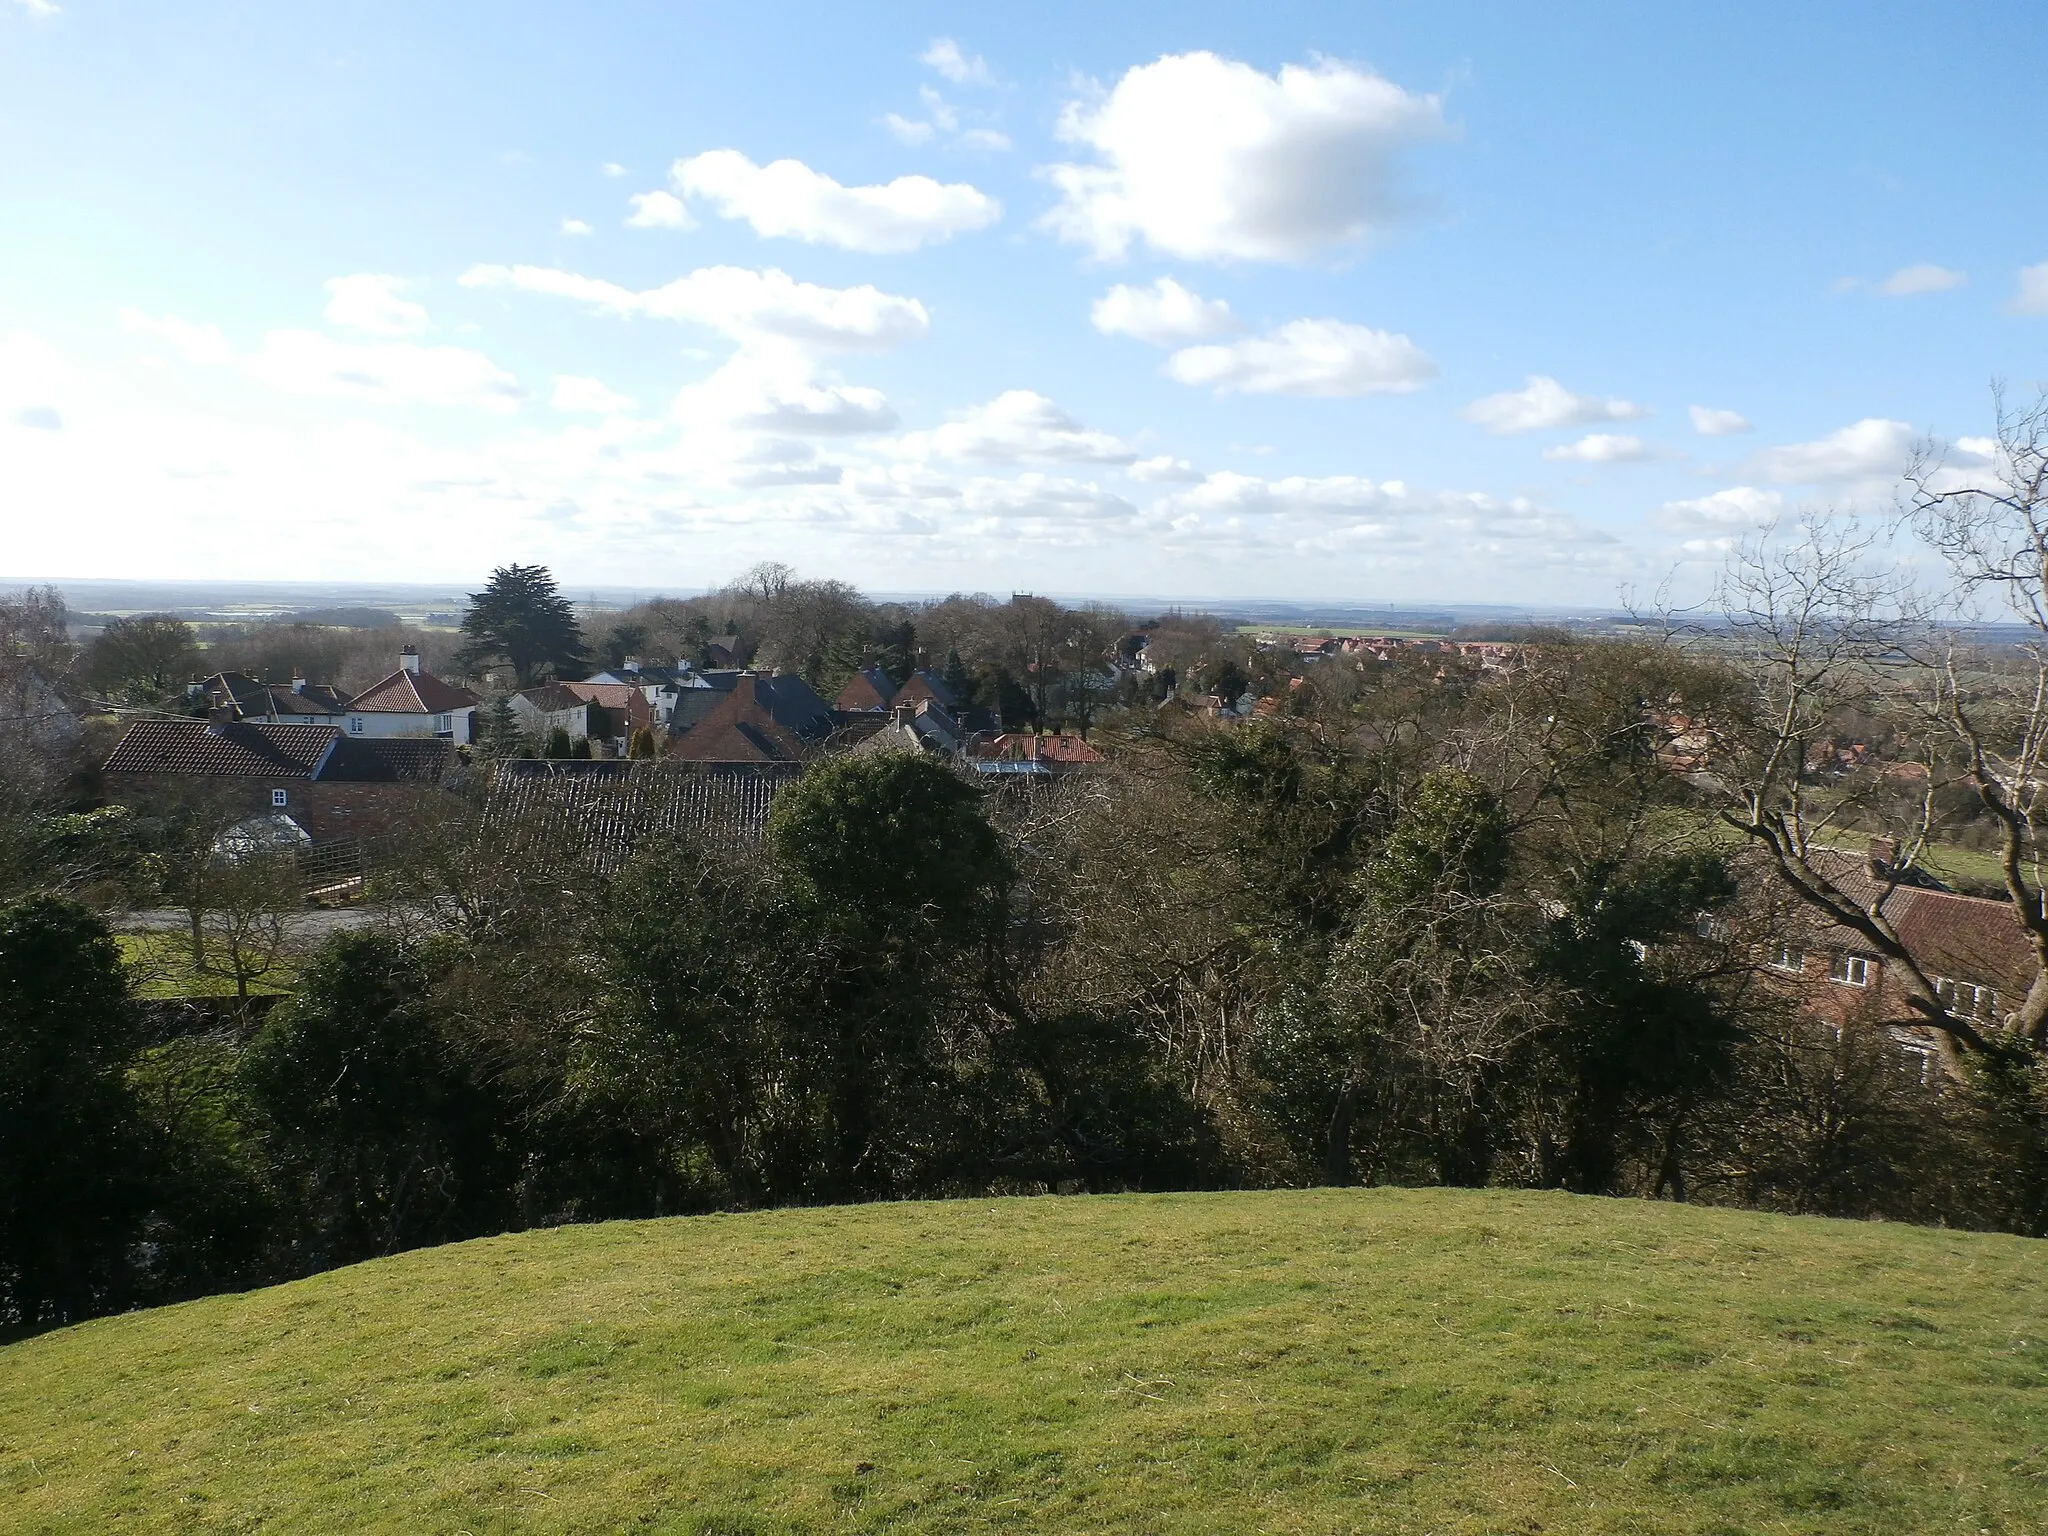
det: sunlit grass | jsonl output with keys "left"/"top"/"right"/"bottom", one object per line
{"left": 3, "top": 1189, "right": 2044, "bottom": 1533}
{"left": 115, "top": 930, "right": 299, "bottom": 999}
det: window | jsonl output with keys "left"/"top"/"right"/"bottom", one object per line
{"left": 1829, "top": 953, "right": 1872, "bottom": 987}
{"left": 1769, "top": 944, "right": 1805, "bottom": 974}
{"left": 436, "top": 713, "right": 451, "bottom": 733}
{"left": 349, "top": 715, "right": 364, "bottom": 733}
{"left": 270, "top": 788, "right": 288, "bottom": 808}
{"left": 1936, "top": 977, "right": 1997, "bottom": 1020}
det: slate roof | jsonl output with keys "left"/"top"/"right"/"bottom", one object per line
{"left": 513, "top": 682, "right": 590, "bottom": 715}
{"left": 323, "top": 737, "right": 456, "bottom": 782}
{"left": 834, "top": 666, "right": 896, "bottom": 712}
{"left": 349, "top": 668, "right": 482, "bottom": 714}
{"left": 669, "top": 673, "right": 833, "bottom": 763}
{"left": 893, "top": 670, "right": 960, "bottom": 712}
{"left": 199, "top": 670, "right": 352, "bottom": 718}
{"left": 103, "top": 719, "right": 339, "bottom": 778}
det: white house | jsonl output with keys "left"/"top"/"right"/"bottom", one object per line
{"left": 344, "top": 647, "right": 481, "bottom": 745}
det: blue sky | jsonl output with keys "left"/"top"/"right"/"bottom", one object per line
{"left": 3, "top": 2, "right": 2044, "bottom": 604}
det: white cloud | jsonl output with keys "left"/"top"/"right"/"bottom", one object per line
{"left": 1463, "top": 375, "right": 1648, "bottom": 435}
{"left": 1041, "top": 51, "right": 1448, "bottom": 263}
{"left": 1166, "top": 319, "right": 1435, "bottom": 397}
{"left": 675, "top": 351, "right": 896, "bottom": 437}
{"left": 1751, "top": 417, "right": 1915, "bottom": 484}
{"left": 920, "top": 38, "right": 993, "bottom": 86}
{"left": 1129, "top": 454, "right": 1203, "bottom": 483}
{"left": 883, "top": 114, "right": 934, "bottom": 146}
{"left": 672, "top": 150, "right": 1000, "bottom": 253}
{"left": 959, "top": 129, "right": 1012, "bottom": 153}
{"left": 891, "top": 391, "right": 1135, "bottom": 464}
{"left": 1655, "top": 485, "right": 1784, "bottom": 533}
{"left": 8, "top": 0, "right": 59, "bottom": 16}
{"left": 459, "top": 264, "right": 930, "bottom": 352}
{"left": 12, "top": 404, "right": 61, "bottom": 430}
{"left": 245, "top": 331, "right": 522, "bottom": 412}
{"left": 119, "top": 309, "right": 234, "bottom": 366}
{"left": 1877, "top": 263, "right": 1966, "bottom": 297}
{"left": 626, "top": 190, "right": 693, "bottom": 229}
{"left": 1689, "top": 404, "right": 1751, "bottom": 437}
{"left": 551, "top": 375, "right": 635, "bottom": 415}
{"left": 601, "top": 162, "right": 628, "bottom": 178}
{"left": 560, "top": 217, "right": 593, "bottom": 236}
{"left": 1543, "top": 433, "right": 1651, "bottom": 463}
{"left": 1090, "top": 278, "right": 1238, "bottom": 345}
{"left": 2014, "top": 262, "right": 2048, "bottom": 317}
{"left": 322, "top": 274, "right": 431, "bottom": 337}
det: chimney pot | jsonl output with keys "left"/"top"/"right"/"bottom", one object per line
{"left": 290, "top": 668, "right": 306, "bottom": 694}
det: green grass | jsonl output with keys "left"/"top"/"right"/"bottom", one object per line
{"left": 116, "top": 932, "right": 298, "bottom": 1000}
{"left": 3, "top": 1189, "right": 2045, "bottom": 1533}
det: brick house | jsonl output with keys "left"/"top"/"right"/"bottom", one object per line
{"left": 103, "top": 718, "right": 455, "bottom": 843}
{"left": 195, "top": 669, "right": 353, "bottom": 725}
{"left": 668, "top": 672, "right": 833, "bottom": 763}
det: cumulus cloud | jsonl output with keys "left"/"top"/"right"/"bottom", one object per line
{"left": 1165, "top": 319, "right": 1435, "bottom": 397}
{"left": 550, "top": 375, "right": 635, "bottom": 415}
{"left": 1128, "top": 454, "right": 1203, "bottom": 483}
{"left": 2014, "top": 262, "right": 2048, "bottom": 317}
{"left": 119, "top": 309, "right": 234, "bottom": 366}
{"left": 1751, "top": 418, "right": 1915, "bottom": 484}
{"left": 920, "top": 37, "right": 993, "bottom": 86}
{"left": 625, "top": 190, "right": 693, "bottom": 229}
{"left": 245, "top": 332, "right": 522, "bottom": 412}
{"left": 883, "top": 114, "right": 935, "bottom": 146}
{"left": 891, "top": 391, "right": 1135, "bottom": 464}
{"left": 1655, "top": 485, "right": 1784, "bottom": 533}
{"left": 1463, "top": 375, "right": 1648, "bottom": 435}
{"left": 1877, "top": 263, "right": 1966, "bottom": 297}
{"left": 1542, "top": 433, "right": 1652, "bottom": 463}
{"left": 601, "top": 162, "right": 628, "bottom": 178}
{"left": 1689, "top": 404, "right": 1751, "bottom": 437}
{"left": 459, "top": 264, "right": 930, "bottom": 352}
{"left": 670, "top": 150, "right": 999, "bottom": 253}
{"left": 560, "top": 217, "right": 593, "bottom": 236}
{"left": 675, "top": 350, "right": 897, "bottom": 437}
{"left": 1041, "top": 51, "right": 1449, "bottom": 263}
{"left": 322, "top": 274, "right": 431, "bottom": 337}
{"left": 1090, "top": 277, "right": 1238, "bottom": 345}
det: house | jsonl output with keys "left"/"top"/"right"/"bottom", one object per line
{"left": 559, "top": 681, "right": 654, "bottom": 747}
{"left": 195, "top": 669, "right": 353, "bottom": 725}
{"left": 668, "top": 672, "right": 834, "bottom": 763}
{"left": 704, "top": 634, "right": 746, "bottom": 668}
{"left": 892, "top": 669, "right": 961, "bottom": 713}
{"left": 834, "top": 665, "right": 897, "bottom": 713}
{"left": 486, "top": 759, "right": 800, "bottom": 872}
{"left": 971, "top": 731, "right": 1103, "bottom": 774}
{"left": 582, "top": 659, "right": 712, "bottom": 728}
{"left": 848, "top": 699, "right": 967, "bottom": 761}
{"left": 1757, "top": 842, "right": 2037, "bottom": 1077}
{"left": 345, "top": 647, "right": 481, "bottom": 745}
{"left": 510, "top": 682, "right": 598, "bottom": 745}
{"left": 102, "top": 717, "right": 455, "bottom": 843}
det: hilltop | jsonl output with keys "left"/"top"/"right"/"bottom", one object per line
{"left": 3, "top": 1189, "right": 2044, "bottom": 1533}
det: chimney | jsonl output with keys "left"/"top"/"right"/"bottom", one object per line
{"left": 399, "top": 645, "right": 421, "bottom": 675}
{"left": 290, "top": 668, "right": 306, "bottom": 694}
{"left": 1868, "top": 836, "right": 1898, "bottom": 875}
{"left": 892, "top": 702, "right": 914, "bottom": 727}
{"left": 204, "top": 705, "right": 236, "bottom": 734}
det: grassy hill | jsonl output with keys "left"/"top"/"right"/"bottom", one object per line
{"left": 3, "top": 1189, "right": 2044, "bottom": 1534}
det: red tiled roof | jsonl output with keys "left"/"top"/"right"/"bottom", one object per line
{"left": 103, "top": 719, "right": 339, "bottom": 778}
{"left": 976, "top": 732, "right": 1103, "bottom": 765}
{"left": 349, "top": 669, "right": 481, "bottom": 714}
{"left": 1805, "top": 849, "right": 2038, "bottom": 995}
{"left": 560, "top": 682, "right": 642, "bottom": 710}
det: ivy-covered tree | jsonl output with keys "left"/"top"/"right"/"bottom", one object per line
{"left": 456, "top": 564, "right": 586, "bottom": 686}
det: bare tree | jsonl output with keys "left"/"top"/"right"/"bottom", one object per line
{"left": 1907, "top": 387, "right": 2048, "bottom": 1046}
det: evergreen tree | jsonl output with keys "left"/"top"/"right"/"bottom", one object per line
{"left": 940, "top": 645, "right": 975, "bottom": 707}
{"left": 456, "top": 565, "right": 586, "bottom": 686}
{"left": 478, "top": 695, "right": 523, "bottom": 759}
{"left": 0, "top": 897, "right": 145, "bottom": 1329}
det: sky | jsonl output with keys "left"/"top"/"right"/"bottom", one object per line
{"left": 2, "top": 2, "right": 2045, "bottom": 607}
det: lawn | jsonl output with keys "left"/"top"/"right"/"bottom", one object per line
{"left": 116, "top": 931, "right": 299, "bottom": 1000}
{"left": 2, "top": 1189, "right": 2044, "bottom": 1533}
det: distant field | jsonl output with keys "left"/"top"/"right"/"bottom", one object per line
{"left": 1237, "top": 624, "right": 1449, "bottom": 639}
{"left": 3, "top": 1189, "right": 2044, "bottom": 1533}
